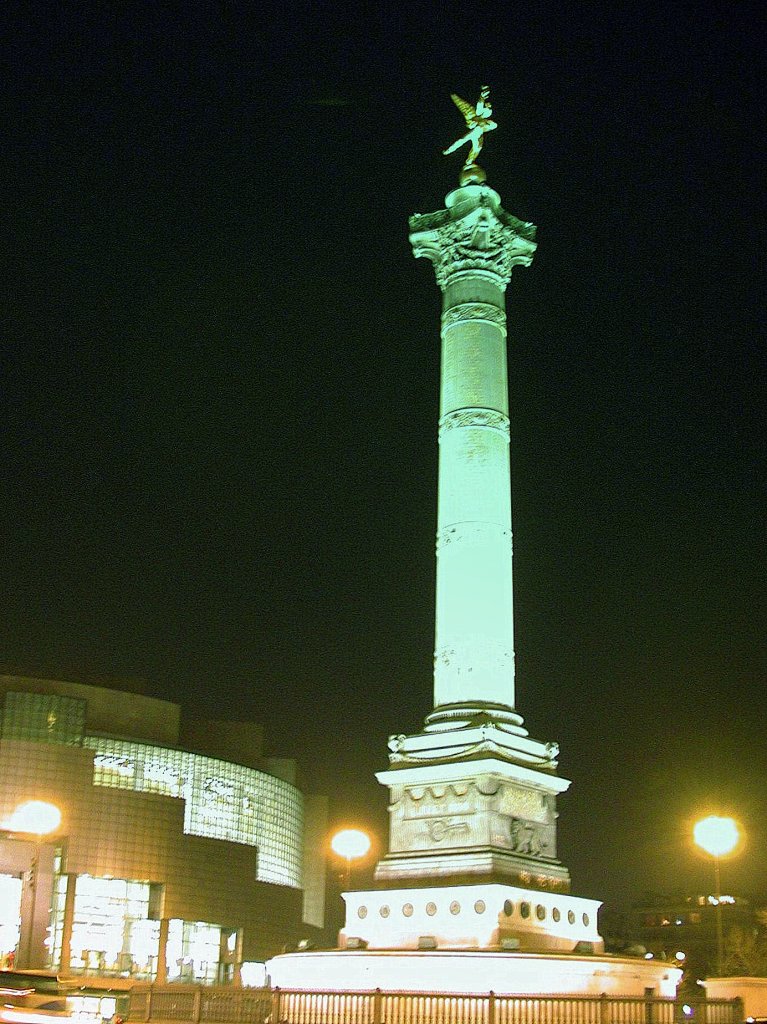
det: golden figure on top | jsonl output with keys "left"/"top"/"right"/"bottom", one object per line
{"left": 443, "top": 86, "right": 498, "bottom": 185}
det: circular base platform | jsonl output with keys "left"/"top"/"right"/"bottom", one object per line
{"left": 267, "top": 949, "right": 680, "bottom": 998}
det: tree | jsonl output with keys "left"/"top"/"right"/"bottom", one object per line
{"left": 722, "top": 926, "right": 767, "bottom": 976}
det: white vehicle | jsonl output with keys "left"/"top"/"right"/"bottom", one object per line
{"left": 0, "top": 971, "right": 70, "bottom": 1023}
{"left": 0, "top": 971, "right": 124, "bottom": 1024}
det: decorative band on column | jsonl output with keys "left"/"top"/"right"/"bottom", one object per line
{"left": 441, "top": 302, "right": 507, "bottom": 335}
{"left": 436, "top": 521, "right": 512, "bottom": 552}
{"left": 439, "top": 408, "right": 510, "bottom": 441}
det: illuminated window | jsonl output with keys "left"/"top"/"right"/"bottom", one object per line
{"left": 85, "top": 737, "right": 303, "bottom": 887}
{"left": 166, "top": 920, "right": 221, "bottom": 985}
{"left": 63, "top": 876, "right": 160, "bottom": 979}
{"left": 0, "top": 875, "right": 22, "bottom": 957}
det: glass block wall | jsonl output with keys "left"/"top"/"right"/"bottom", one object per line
{"left": 84, "top": 737, "right": 303, "bottom": 888}
{"left": 1, "top": 692, "right": 85, "bottom": 745}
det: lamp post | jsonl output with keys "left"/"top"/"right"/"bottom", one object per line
{"left": 330, "top": 829, "right": 371, "bottom": 891}
{"left": 693, "top": 815, "right": 739, "bottom": 976}
{"left": 4, "top": 801, "right": 62, "bottom": 968}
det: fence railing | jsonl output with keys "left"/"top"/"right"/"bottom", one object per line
{"left": 127, "top": 985, "right": 743, "bottom": 1024}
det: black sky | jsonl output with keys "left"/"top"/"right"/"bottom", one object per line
{"left": 2, "top": 3, "right": 766, "bottom": 909}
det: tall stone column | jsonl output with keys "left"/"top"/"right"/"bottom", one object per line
{"left": 374, "top": 183, "right": 564, "bottom": 892}
{"left": 409, "top": 184, "right": 536, "bottom": 727}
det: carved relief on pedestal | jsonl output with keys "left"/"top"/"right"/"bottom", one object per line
{"left": 388, "top": 781, "right": 479, "bottom": 853}
{"left": 424, "top": 818, "right": 471, "bottom": 843}
{"left": 404, "top": 782, "right": 475, "bottom": 820}
{"left": 508, "top": 816, "right": 552, "bottom": 858}
{"left": 497, "top": 783, "right": 551, "bottom": 823}
{"left": 386, "top": 775, "right": 560, "bottom": 861}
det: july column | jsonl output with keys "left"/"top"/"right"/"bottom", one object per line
{"left": 409, "top": 184, "right": 536, "bottom": 725}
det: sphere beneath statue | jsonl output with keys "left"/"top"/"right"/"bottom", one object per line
{"left": 460, "top": 163, "right": 487, "bottom": 186}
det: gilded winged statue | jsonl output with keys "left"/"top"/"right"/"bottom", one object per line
{"left": 443, "top": 86, "right": 498, "bottom": 169}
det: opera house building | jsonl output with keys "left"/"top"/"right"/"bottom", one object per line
{"left": 0, "top": 675, "right": 326, "bottom": 986}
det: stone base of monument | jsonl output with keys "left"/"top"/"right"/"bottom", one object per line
{"left": 339, "top": 883, "right": 601, "bottom": 953}
{"left": 267, "top": 882, "right": 680, "bottom": 998}
{"left": 266, "top": 948, "right": 680, "bottom": 998}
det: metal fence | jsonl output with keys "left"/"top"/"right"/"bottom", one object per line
{"left": 127, "top": 985, "right": 743, "bottom": 1024}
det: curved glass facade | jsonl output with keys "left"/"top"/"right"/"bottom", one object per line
{"left": 84, "top": 737, "right": 303, "bottom": 888}
{"left": 0, "top": 682, "right": 323, "bottom": 970}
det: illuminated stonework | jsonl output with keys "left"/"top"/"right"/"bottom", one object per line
{"left": 369, "top": 183, "right": 570, "bottom": 895}
{"left": 85, "top": 736, "right": 303, "bottom": 887}
{"left": 410, "top": 193, "right": 536, "bottom": 290}
{"left": 268, "top": 133, "right": 683, "bottom": 1004}
{"left": 340, "top": 884, "right": 600, "bottom": 954}
{"left": 411, "top": 185, "right": 535, "bottom": 717}
{"left": 268, "top": 111, "right": 684, "bottom": 1003}
{"left": 0, "top": 677, "right": 326, "bottom": 972}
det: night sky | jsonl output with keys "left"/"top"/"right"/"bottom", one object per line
{"left": 3, "top": 4, "right": 766, "bottom": 911}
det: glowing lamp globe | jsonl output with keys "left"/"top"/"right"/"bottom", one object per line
{"left": 693, "top": 815, "right": 739, "bottom": 858}
{"left": 7, "top": 800, "right": 62, "bottom": 836}
{"left": 331, "top": 829, "right": 371, "bottom": 862}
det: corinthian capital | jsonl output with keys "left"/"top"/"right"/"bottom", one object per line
{"left": 410, "top": 186, "right": 536, "bottom": 290}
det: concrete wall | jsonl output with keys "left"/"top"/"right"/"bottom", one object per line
{"left": 704, "top": 977, "right": 767, "bottom": 1018}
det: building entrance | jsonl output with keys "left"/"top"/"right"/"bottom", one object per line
{"left": 0, "top": 874, "right": 22, "bottom": 965}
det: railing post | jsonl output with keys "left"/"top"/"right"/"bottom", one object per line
{"left": 272, "top": 987, "right": 281, "bottom": 1024}
{"left": 192, "top": 987, "right": 202, "bottom": 1024}
{"left": 488, "top": 990, "right": 496, "bottom": 1024}
{"left": 144, "top": 987, "right": 152, "bottom": 1023}
{"left": 373, "top": 987, "right": 383, "bottom": 1024}
{"left": 600, "top": 992, "right": 610, "bottom": 1024}
{"left": 645, "top": 991, "right": 655, "bottom": 1024}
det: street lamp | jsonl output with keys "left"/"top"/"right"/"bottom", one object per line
{"left": 693, "top": 815, "right": 740, "bottom": 976}
{"left": 4, "top": 801, "right": 62, "bottom": 968}
{"left": 6, "top": 801, "right": 62, "bottom": 836}
{"left": 330, "top": 828, "right": 371, "bottom": 890}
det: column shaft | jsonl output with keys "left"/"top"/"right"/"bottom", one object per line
{"left": 434, "top": 286, "right": 514, "bottom": 709}
{"left": 409, "top": 184, "right": 536, "bottom": 721}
